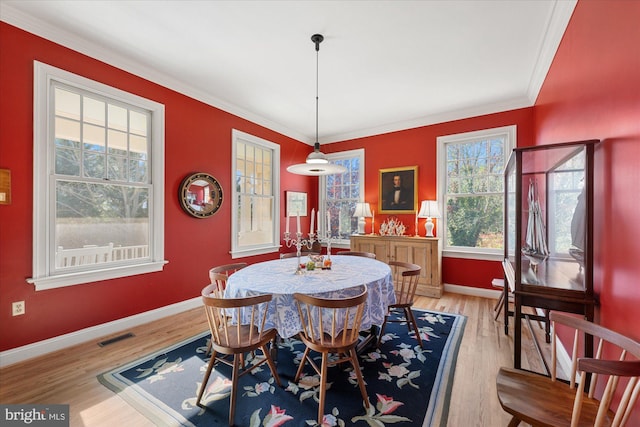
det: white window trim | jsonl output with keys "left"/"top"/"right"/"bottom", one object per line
{"left": 436, "top": 125, "right": 516, "bottom": 261}
{"left": 230, "top": 129, "right": 281, "bottom": 258}
{"left": 28, "top": 61, "right": 166, "bottom": 291}
{"left": 319, "top": 148, "right": 365, "bottom": 248}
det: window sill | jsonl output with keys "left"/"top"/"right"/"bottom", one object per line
{"left": 28, "top": 260, "right": 168, "bottom": 291}
{"left": 443, "top": 249, "right": 503, "bottom": 262}
{"left": 230, "top": 245, "right": 280, "bottom": 259}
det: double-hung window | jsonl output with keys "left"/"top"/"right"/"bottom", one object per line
{"left": 437, "top": 125, "right": 515, "bottom": 259}
{"left": 30, "top": 62, "right": 166, "bottom": 290}
{"left": 231, "top": 129, "right": 280, "bottom": 258}
{"left": 319, "top": 149, "right": 365, "bottom": 246}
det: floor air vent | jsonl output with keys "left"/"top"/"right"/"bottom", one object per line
{"left": 98, "top": 332, "right": 135, "bottom": 347}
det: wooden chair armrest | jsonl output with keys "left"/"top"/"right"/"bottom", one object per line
{"left": 578, "top": 358, "right": 640, "bottom": 377}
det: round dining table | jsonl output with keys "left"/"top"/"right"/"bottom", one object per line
{"left": 225, "top": 255, "right": 395, "bottom": 339}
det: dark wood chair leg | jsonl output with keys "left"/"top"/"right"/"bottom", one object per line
{"left": 507, "top": 416, "right": 521, "bottom": 427}
{"left": 196, "top": 352, "right": 217, "bottom": 407}
{"left": 405, "top": 307, "right": 424, "bottom": 348}
{"left": 494, "top": 292, "right": 505, "bottom": 320}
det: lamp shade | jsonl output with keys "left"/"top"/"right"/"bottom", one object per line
{"left": 417, "top": 200, "right": 441, "bottom": 219}
{"left": 353, "top": 202, "right": 373, "bottom": 218}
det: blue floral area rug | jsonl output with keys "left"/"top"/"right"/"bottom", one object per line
{"left": 98, "top": 309, "right": 466, "bottom": 426}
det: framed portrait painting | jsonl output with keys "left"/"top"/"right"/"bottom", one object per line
{"left": 286, "top": 191, "right": 307, "bottom": 216}
{"left": 379, "top": 166, "right": 418, "bottom": 213}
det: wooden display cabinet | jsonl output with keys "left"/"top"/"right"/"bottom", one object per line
{"left": 350, "top": 235, "right": 442, "bottom": 298}
{"left": 503, "top": 139, "right": 599, "bottom": 369}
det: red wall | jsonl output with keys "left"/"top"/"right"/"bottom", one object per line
{"left": 534, "top": 0, "right": 640, "bottom": 337}
{"left": 533, "top": 0, "right": 640, "bottom": 422}
{"left": 0, "top": 22, "right": 317, "bottom": 351}
{"left": 326, "top": 109, "right": 535, "bottom": 289}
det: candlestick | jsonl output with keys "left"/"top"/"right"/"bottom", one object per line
{"left": 372, "top": 210, "right": 375, "bottom": 234}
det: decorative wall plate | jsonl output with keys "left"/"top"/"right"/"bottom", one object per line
{"left": 179, "top": 172, "right": 223, "bottom": 218}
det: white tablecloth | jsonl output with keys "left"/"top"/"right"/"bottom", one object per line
{"left": 225, "top": 256, "right": 395, "bottom": 338}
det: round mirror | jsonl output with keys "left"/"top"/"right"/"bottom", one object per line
{"left": 179, "top": 172, "right": 223, "bottom": 218}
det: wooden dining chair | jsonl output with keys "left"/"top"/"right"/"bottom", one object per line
{"left": 204, "top": 263, "right": 249, "bottom": 355}
{"left": 197, "top": 285, "right": 281, "bottom": 426}
{"left": 334, "top": 251, "right": 376, "bottom": 259}
{"left": 208, "top": 262, "right": 248, "bottom": 295}
{"left": 293, "top": 287, "right": 370, "bottom": 424}
{"left": 378, "top": 261, "right": 423, "bottom": 348}
{"left": 497, "top": 311, "right": 640, "bottom": 427}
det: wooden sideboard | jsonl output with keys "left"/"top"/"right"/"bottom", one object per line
{"left": 349, "top": 235, "right": 442, "bottom": 298}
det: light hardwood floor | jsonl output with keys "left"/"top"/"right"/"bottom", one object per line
{"left": 0, "top": 293, "right": 549, "bottom": 426}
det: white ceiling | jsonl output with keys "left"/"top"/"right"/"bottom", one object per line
{"left": 0, "top": 0, "right": 576, "bottom": 145}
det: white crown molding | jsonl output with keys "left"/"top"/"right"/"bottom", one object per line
{"left": 0, "top": 297, "right": 202, "bottom": 368}
{"left": 526, "top": 0, "right": 578, "bottom": 104}
{"left": 0, "top": 4, "right": 310, "bottom": 144}
{"left": 321, "top": 95, "right": 531, "bottom": 144}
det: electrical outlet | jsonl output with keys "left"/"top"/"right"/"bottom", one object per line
{"left": 12, "top": 301, "right": 25, "bottom": 316}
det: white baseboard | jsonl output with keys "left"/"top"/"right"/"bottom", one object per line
{"left": 445, "top": 283, "right": 502, "bottom": 299}
{"left": 0, "top": 296, "right": 201, "bottom": 368}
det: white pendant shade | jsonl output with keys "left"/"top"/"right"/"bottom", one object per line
{"left": 305, "top": 150, "right": 329, "bottom": 164}
{"left": 286, "top": 161, "right": 346, "bottom": 176}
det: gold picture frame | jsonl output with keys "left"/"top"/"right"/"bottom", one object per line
{"left": 379, "top": 166, "right": 418, "bottom": 213}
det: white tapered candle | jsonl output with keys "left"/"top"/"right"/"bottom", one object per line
{"left": 286, "top": 212, "right": 290, "bottom": 233}
{"left": 296, "top": 211, "right": 300, "bottom": 233}
{"left": 310, "top": 208, "right": 315, "bottom": 234}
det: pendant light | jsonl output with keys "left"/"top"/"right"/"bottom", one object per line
{"left": 287, "top": 34, "right": 347, "bottom": 176}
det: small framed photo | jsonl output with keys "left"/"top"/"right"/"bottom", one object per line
{"left": 286, "top": 191, "right": 307, "bottom": 216}
{"left": 379, "top": 166, "right": 418, "bottom": 213}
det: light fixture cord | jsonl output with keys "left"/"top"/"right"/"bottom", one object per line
{"left": 315, "top": 38, "right": 320, "bottom": 149}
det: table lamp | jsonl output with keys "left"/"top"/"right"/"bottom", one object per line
{"left": 417, "top": 200, "right": 441, "bottom": 237}
{"left": 353, "top": 202, "right": 373, "bottom": 234}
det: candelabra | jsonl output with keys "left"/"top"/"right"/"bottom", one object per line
{"left": 315, "top": 229, "right": 333, "bottom": 260}
{"left": 283, "top": 231, "right": 317, "bottom": 275}
{"left": 283, "top": 230, "right": 333, "bottom": 275}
